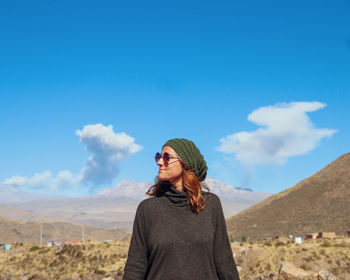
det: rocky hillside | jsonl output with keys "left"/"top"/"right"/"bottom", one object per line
{"left": 227, "top": 153, "right": 350, "bottom": 240}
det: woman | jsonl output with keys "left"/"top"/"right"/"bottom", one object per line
{"left": 123, "top": 138, "right": 240, "bottom": 280}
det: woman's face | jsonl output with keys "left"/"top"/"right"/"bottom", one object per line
{"left": 156, "top": 146, "right": 183, "bottom": 186}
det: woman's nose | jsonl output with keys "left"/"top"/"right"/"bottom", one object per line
{"left": 156, "top": 157, "right": 164, "bottom": 166}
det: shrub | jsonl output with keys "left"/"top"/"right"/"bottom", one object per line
{"left": 334, "top": 242, "right": 350, "bottom": 248}
{"left": 320, "top": 241, "right": 331, "bottom": 248}
{"left": 94, "top": 269, "right": 106, "bottom": 275}
{"left": 241, "top": 236, "right": 247, "bottom": 242}
{"left": 235, "top": 256, "right": 244, "bottom": 265}
{"left": 331, "top": 267, "right": 340, "bottom": 275}
{"left": 303, "top": 256, "right": 313, "bottom": 262}
{"left": 30, "top": 246, "right": 40, "bottom": 252}
{"left": 275, "top": 241, "right": 285, "bottom": 247}
{"left": 264, "top": 242, "right": 272, "bottom": 247}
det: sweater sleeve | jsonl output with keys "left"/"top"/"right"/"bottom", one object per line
{"left": 213, "top": 196, "right": 240, "bottom": 280}
{"left": 123, "top": 202, "right": 149, "bottom": 280}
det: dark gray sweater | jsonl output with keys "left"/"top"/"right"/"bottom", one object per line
{"left": 123, "top": 186, "right": 240, "bottom": 280}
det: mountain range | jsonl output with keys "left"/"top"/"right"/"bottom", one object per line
{"left": 2, "top": 152, "right": 349, "bottom": 243}
{"left": 0, "top": 177, "right": 271, "bottom": 230}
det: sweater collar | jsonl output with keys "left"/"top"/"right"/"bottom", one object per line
{"left": 163, "top": 185, "right": 189, "bottom": 207}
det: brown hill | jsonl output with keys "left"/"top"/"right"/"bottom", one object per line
{"left": 0, "top": 216, "right": 130, "bottom": 244}
{"left": 227, "top": 153, "right": 350, "bottom": 240}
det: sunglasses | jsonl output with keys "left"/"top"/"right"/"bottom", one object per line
{"left": 155, "top": 152, "right": 178, "bottom": 163}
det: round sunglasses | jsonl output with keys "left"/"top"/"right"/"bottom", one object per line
{"left": 155, "top": 152, "right": 178, "bottom": 163}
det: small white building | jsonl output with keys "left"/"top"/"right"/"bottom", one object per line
{"left": 294, "top": 237, "right": 302, "bottom": 245}
{"left": 47, "top": 241, "right": 56, "bottom": 247}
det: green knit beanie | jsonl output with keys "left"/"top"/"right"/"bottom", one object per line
{"left": 163, "top": 138, "right": 208, "bottom": 181}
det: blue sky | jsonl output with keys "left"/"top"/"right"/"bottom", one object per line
{"left": 1, "top": 0, "right": 349, "bottom": 196}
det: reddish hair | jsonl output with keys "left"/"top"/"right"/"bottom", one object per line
{"left": 146, "top": 162, "right": 209, "bottom": 214}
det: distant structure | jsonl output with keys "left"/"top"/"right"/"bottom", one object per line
{"left": 275, "top": 236, "right": 289, "bottom": 242}
{"left": 305, "top": 233, "right": 319, "bottom": 240}
{"left": 47, "top": 241, "right": 57, "bottom": 247}
{"left": 40, "top": 223, "right": 43, "bottom": 247}
{"left": 318, "top": 232, "right": 336, "bottom": 239}
{"left": 65, "top": 240, "right": 81, "bottom": 244}
{"left": 82, "top": 225, "right": 85, "bottom": 243}
{"left": 294, "top": 237, "right": 302, "bottom": 244}
{"left": 0, "top": 244, "right": 11, "bottom": 251}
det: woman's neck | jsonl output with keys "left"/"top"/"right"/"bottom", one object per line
{"left": 170, "top": 177, "right": 184, "bottom": 192}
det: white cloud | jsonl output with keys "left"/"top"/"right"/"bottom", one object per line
{"left": 4, "top": 171, "right": 52, "bottom": 189}
{"left": 76, "top": 123, "right": 143, "bottom": 185}
{"left": 3, "top": 170, "right": 77, "bottom": 190}
{"left": 3, "top": 175, "right": 28, "bottom": 186}
{"left": 216, "top": 102, "right": 337, "bottom": 166}
{"left": 2, "top": 123, "right": 142, "bottom": 192}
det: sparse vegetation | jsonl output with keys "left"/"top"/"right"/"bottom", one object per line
{"left": 1, "top": 236, "right": 349, "bottom": 279}
{"left": 228, "top": 237, "right": 349, "bottom": 279}
{"left": 0, "top": 241, "right": 129, "bottom": 279}
{"left": 29, "top": 245, "right": 40, "bottom": 252}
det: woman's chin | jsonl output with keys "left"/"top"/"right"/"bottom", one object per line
{"left": 158, "top": 174, "right": 169, "bottom": 181}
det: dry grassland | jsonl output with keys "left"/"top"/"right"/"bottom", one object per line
{"left": 0, "top": 237, "right": 349, "bottom": 279}
{"left": 233, "top": 237, "right": 350, "bottom": 279}
{"left": 0, "top": 241, "right": 129, "bottom": 280}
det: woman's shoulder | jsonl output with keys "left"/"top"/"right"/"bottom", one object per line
{"left": 137, "top": 196, "right": 162, "bottom": 211}
{"left": 203, "top": 191, "right": 222, "bottom": 207}
{"left": 203, "top": 191, "right": 220, "bottom": 200}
